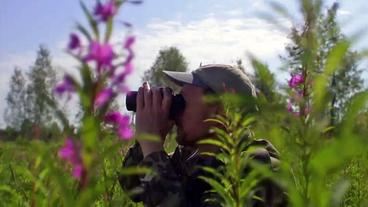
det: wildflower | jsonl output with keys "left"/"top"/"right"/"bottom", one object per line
{"left": 288, "top": 74, "right": 304, "bottom": 88}
{"left": 113, "top": 62, "right": 133, "bottom": 86}
{"left": 94, "top": 0, "right": 117, "bottom": 22}
{"left": 58, "top": 138, "right": 75, "bottom": 159}
{"left": 72, "top": 164, "right": 84, "bottom": 180}
{"left": 84, "top": 41, "right": 114, "bottom": 71}
{"left": 105, "top": 112, "right": 133, "bottom": 140}
{"left": 94, "top": 88, "right": 114, "bottom": 109}
{"left": 54, "top": 75, "right": 75, "bottom": 96}
{"left": 68, "top": 33, "right": 80, "bottom": 50}
{"left": 124, "top": 36, "right": 135, "bottom": 49}
{"left": 123, "top": 36, "right": 135, "bottom": 64}
{"left": 58, "top": 138, "right": 84, "bottom": 180}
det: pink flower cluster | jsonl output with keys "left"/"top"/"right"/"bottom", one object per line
{"left": 55, "top": 34, "right": 135, "bottom": 109}
{"left": 54, "top": 75, "right": 75, "bottom": 97}
{"left": 288, "top": 74, "right": 304, "bottom": 88}
{"left": 55, "top": 0, "right": 137, "bottom": 180}
{"left": 287, "top": 73, "right": 310, "bottom": 116}
{"left": 94, "top": 0, "right": 117, "bottom": 22}
{"left": 105, "top": 112, "right": 133, "bottom": 140}
{"left": 58, "top": 138, "right": 84, "bottom": 180}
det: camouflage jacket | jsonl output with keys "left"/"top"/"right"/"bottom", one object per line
{"left": 118, "top": 139, "right": 287, "bottom": 207}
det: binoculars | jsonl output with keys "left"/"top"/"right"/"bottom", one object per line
{"left": 125, "top": 88, "right": 186, "bottom": 119}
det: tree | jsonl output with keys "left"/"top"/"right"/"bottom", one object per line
{"left": 25, "top": 46, "right": 57, "bottom": 126}
{"left": 4, "top": 68, "right": 27, "bottom": 131}
{"left": 281, "top": 3, "right": 364, "bottom": 125}
{"left": 142, "top": 47, "right": 188, "bottom": 92}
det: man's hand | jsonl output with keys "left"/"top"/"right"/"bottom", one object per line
{"left": 136, "top": 82, "right": 174, "bottom": 157}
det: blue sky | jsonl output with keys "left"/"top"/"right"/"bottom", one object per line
{"left": 0, "top": 0, "right": 367, "bottom": 127}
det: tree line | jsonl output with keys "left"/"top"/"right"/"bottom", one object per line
{"left": 3, "top": 46, "right": 60, "bottom": 140}
{"left": 2, "top": 3, "right": 366, "bottom": 140}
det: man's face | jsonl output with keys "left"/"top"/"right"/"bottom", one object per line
{"left": 175, "top": 84, "right": 216, "bottom": 146}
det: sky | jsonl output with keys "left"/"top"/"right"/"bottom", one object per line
{"left": 0, "top": 0, "right": 368, "bottom": 127}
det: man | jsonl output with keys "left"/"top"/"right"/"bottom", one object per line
{"left": 119, "top": 64, "right": 286, "bottom": 206}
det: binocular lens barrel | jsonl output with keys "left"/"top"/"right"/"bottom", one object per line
{"left": 126, "top": 91, "right": 185, "bottom": 119}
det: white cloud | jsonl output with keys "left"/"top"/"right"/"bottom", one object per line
{"left": 0, "top": 15, "right": 292, "bottom": 127}
{"left": 337, "top": 9, "right": 351, "bottom": 16}
{"left": 126, "top": 16, "right": 291, "bottom": 90}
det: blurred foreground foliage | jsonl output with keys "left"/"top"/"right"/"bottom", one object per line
{"left": 1, "top": 0, "right": 368, "bottom": 206}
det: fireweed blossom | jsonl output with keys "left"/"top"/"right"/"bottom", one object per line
{"left": 54, "top": 0, "right": 136, "bottom": 184}
{"left": 68, "top": 33, "right": 81, "bottom": 50}
{"left": 288, "top": 74, "right": 304, "bottom": 88}
{"left": 105, "top": 112, "right": 133, "bottom": 140}
{"left": 94, "top": 88, "right": 114, "bottom": 109}
{"left": 84, "top": 41, "right": 114, "bottom": 72}
{"left": 54, "top": 75, "right": 75, "bottom": 97}
{"left": 94, "top": 0, "right": 117, "bottom": 22}
{"left": 110, "top": 36, "right": 135, "bottom": 91}
{"left": 123, "top": 36, "right": 135, "bottom": 65}
{"left": 58, "top": 138, "right": 84, "bottom": 180}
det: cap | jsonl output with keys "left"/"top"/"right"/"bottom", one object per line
{"left": 163, "top": 64, "right": 257, "bottom": 97}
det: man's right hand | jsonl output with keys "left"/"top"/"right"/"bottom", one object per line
{"left": 135, "top": 82, "right": 174, "bottom": 157}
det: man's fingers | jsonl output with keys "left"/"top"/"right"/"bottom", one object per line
{"left": 143, "top": 82, "right": 152, "bottom": 108}
{"left": 152, "top": 87, "right": 162, "bottom": 110}
{"left": 137, "top": 87, "right": 144, "bottom": 110}
{"left": 162, "top": 87, "right": 172, "bottom": 113}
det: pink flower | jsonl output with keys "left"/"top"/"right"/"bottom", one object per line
{"left": 288, "top": 74, "right": 304, "bottom": 88}
{"left": 105, "top": 112, "right": 133, "bottom": 140}
{"left": 123, "top": 36, "right": 135, "bottom": 64}
{"left": 124, "top": 36, "right": 135, "bottom": 49}
{"left": 95, "top": 88, "right": 113, "bottom": 109}
{"left": 110, "top": 36, "right": 135, "bottom": 88}
{"left": 54, "top": 75, "right": 75, "bottom": 96}
{"left": 118, "top": 124, "right": 133, "bottom": 140}
{"left": 94, "top": 0, "right": 117, "bottom": 22}
{"left": 72, "top": 164, "right": 83, "bottom": 180}
{"left": 58, "top": 138, "right": 84, "bottom": 180}
{"left": 84, "top": 41, "right": 114, "bottom": 71}
{"left": 113, "top": 63, "right": 133, "bottom": 86}
{"left": 68, "top": 33, "right": 80, "bottom": 50}
{"left": 58, "top": 138, "right": 75, "bottom": 159}
{"left": 287, "top": 101, "right": 301, "bottom": 116}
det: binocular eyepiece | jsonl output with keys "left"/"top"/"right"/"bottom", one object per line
{"left": 125, "top": 89, "right": 186, "bottom": 119}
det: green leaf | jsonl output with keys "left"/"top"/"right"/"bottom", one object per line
{"left": 201, "top": 166, "right": 230, "bottom": 185}
{"left": 80, "top": 0, "right": 100, "bottom": 41}
{"left": 198, "top": 176, "right": 233, "bottom": 205}
{"left": 341, "top": 91, "right": 368, "bottom": 134}
{"left": 314, "top": 40, "right": 350, "bottom": 111}
{"left": 76, "top": 23, "right": 92, "bottom": 42}
{"left": 0, "top": 185, "right": 22, "bottom": 203}
{"left": 198, "top": 138, "right": 230, "bottom": 153}
{"left": 104, "top": 18, "right": 113, "bottom": 43}
{"left": 204, "top": 118, "right": 226, "bottom": 129}
{"left": 310, "top": 136, "right": 364, "bottom": 176}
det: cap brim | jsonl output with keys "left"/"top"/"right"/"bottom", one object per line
{"left": 163, "top": 71, "right": 194, "bottom": 86}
